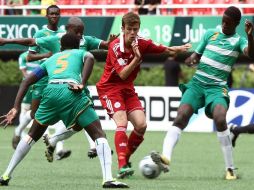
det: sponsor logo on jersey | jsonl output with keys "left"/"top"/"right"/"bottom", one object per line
{"left": 114, "top": 102, "right": 121, "bottom": 108}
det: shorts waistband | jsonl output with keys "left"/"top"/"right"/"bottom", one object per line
{"left": 48, "top": 79, "right": 79, "bottom": 85}
{"left": 49, "top": 81, "right": 69, "bottom": 84}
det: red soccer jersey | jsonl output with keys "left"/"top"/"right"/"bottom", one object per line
{"left": 96, "top": 35, "right": 166, "bottom": 92}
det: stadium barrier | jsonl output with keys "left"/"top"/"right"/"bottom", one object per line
{"left": 1, "top": 86, "right": 253, "bottom": 132}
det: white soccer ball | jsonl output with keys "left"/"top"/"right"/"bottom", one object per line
{"left": 139, "top": 155, "right": 161, "bottom": 179}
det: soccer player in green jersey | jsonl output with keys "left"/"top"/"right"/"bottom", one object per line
{"left": 10, "top": 5, "right": 72, "bottom": 161}
{"left": 151, "top": 6, "right": 254, "bottom": 180}
{"left": 0, "top": 33, "right": 129, "bottom": 188}
{"left": 13, "top": 51, "right": 42, "bottom": 149}
{"left": 0, "top": 13, "right": 117, "bottom": 159}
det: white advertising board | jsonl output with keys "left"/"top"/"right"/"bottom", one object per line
{"left": 88, "top": 86, "right": 254, "bottom": 132}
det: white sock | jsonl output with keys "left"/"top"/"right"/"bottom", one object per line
{"left": 3, "top": 135, "right": 35, "bottom": 177}
{"left": 15, "top": 110, "right": 32, "bottom": 137}
{"left": 162, "top": 126, "right": 182, "bottom": 161}
{"left": 49, "top": 121, "right": 67, "bottom": 153}
{"left": 49, "top": 128, "right": 76, "bottom": 147}
{"left": 84, "top": 130, "right": 95, "bottom": 149}
{"left": 217, "top": 129, "right": 234, "bottom": 170}
{"left": 56, "top": 141, "right": 64, "bottom": 154}
{"left": 95, "top": 138, "right": 113, "bottom": 182}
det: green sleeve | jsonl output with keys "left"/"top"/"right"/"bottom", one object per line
{"left": 84, "top": 36, "right": 102, "bottom": 51}
{"left": 29, "top": 30, "right": 45, "bottom": 52}
{"left": 18, "top": 52, "right": 27, "bottom": 70}
{"left": 35, "top": 36, "right": 57, "bottom": 50}
{"left": 195, "top": 29, "right": 212, "bottom": 54}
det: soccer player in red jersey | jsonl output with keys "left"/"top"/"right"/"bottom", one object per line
{"left": 96, "top": 12, "right": 191, "bottom": 178}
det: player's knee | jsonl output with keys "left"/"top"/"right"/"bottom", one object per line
{"left": 134, "top": 121, "right": 147, "bottom": 134}
{"left": 214, "top": 116, "right": 227, "bottom": 131}
{"left": 72, "top": 124, "right": 83, "bottom": 132}
{"left": 174, "top": 112, "right": 190, "bottom": 128}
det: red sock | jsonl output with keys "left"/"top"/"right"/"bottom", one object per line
{"left": 114, "top": 126, "right": 128, "bottom": 169}
{"left": 126, "top": 130, "right": 144, "bottom": 163}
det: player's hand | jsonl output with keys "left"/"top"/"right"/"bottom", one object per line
{"left": 108, "top": 34, "right": 119, "bottom": 44}
{"left": 245, "top": 19, "right": 253, "bottom": 36}
{"left": 177, "top": 43, "right": 192, "bottom": 53}
{"left": 0, "top": 38, "right": 6, "bottom": 46}
{"left": 185, "top": 56, "right": 198, "bottom": 67}
{"left": 68, "top": 83, "right": 84, "bottom": 93}
{"left": 132, "top": 41, "right": 141, "bottom": 61}
{"left": 0, "top": 108, "right": 18, "bottom": 128}
{"left": 45, "top": 52, "right": 53, "bottom": 58}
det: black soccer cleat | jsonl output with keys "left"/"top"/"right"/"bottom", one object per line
{"left": 229, "top": 124, "right": 239, "bottom": 147}
{"left": 102, "top": 180, "right": 129, "bottom": 188}
{"left": 56, "top": 149, "right": 72, "bottom": 160}
{"left": 0, "top": 175, "right": 11, "bottom": 186}
{"left": 87, "top": 148, "right": 97, "bottom": 159}
{"left": 43, "top": 134, "right": 56, "bottom": 162}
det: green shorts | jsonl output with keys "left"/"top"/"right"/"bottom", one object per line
{"left": 179, "top": 78, "right": 230, "bottom": 118}
{"left": 35, "top": 83, "right": 94, "bottom": 128}
{"left": 77, "top": 106, "right": 99, "bottom": 128}
{"left": 32, "top": 76, "right": 48, "bottom": 100}
{"left": 22, "top": 86, "right": 32, "bottom": 104}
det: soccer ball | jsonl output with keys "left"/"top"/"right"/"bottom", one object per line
{"left": 139, "top": 155, "right": 161, "bottom": 179}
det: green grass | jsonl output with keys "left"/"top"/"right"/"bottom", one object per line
{"left": 1, "top": 127, "right": 254, "bottom": 190}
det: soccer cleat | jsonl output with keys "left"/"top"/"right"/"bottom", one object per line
{"left": 229, "top": 124, "right": 239, "bottom": 147}
{"left": 225, "top": 168, "right": 237, "bottom": 180}
{"left": 12, "top": 135, "right": 21, "bottom": 149}
{"left": 88, "top": 148, "right": 114, "bottom": 159}
{"left": 56, "top": 149, "right": 72, "bottom": 160}
{"left": 102, "top": 179, "right": 129, "bottom": 188}
{"left": 43, "top": 134, "right": 55, "bottom": 162}
{"left": 87, "top": 148, "right": 97, "bottom": 159}
{"left": 116, "top": 165, "right": 134, "bottom": 179}
{"left": 0, "top": 175, "right": 11, "bottom": 186}
{"left": 150, "top": 151, "right": 170, "bottom": 173}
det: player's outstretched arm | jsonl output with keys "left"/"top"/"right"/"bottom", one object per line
{"left": 166, "top": 43, "right": 192, "bottom": 56}
{"left": 244, "top": 20, "right": 254, "bottom": 59}
{"left": 0, "top": 68, "right": 46, "bottom": 127}
{"left": 99, "top": 33, "right": 120, "bottom": 50}
{"left": 0, "top": 38, "right": 36, "bottom": 46}
{"left": 27, "top": 51, "right": 53, "bottom": 62}
{"left": 68, "top": 52, "right": 95, "bottom": 93}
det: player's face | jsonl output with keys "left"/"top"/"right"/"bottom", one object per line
{"left": 46, "top": 8, "right": 60, "bottom": 26}
{"left": 122, "top": 23, "right": 140, "bottom": 45}
{"left": 68, "top": 24, "right": 84, "bottom": 39}
{"left": 222, "top": 14, "right": 238, "bottom": 35}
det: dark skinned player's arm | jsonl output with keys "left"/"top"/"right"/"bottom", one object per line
{"left": 98, "top": 34, "right": 119, "bottom": 50}
{"left": 0, "top": 38, "right": 35, "bottom": 46}
{"left": 68, "top": 52, "right": 95, "bottom": 93}
{"left": 27, "top": 51, "right": 52, "bottom": 62}
{"left": 82, "top": 52, "right": 95, "bottom": 86}
{"left": 184, "top": 52, "right": 202, "bottom": 66}
{"left": 13, "top": 68, "right": 46, "bottom": 111}
{"left": 244, "top": 20, "right": 254, "bottom": 59}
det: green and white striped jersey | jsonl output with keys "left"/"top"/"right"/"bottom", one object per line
{"left": 18, "top": 51, "right": 40, "bottom": 75}
{"left": 194, "top": 28, "right": 248, "bottom": 85}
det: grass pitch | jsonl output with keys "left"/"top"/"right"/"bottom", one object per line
{"left": 1, "top": 127, "right": 254, "bottom": 190}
